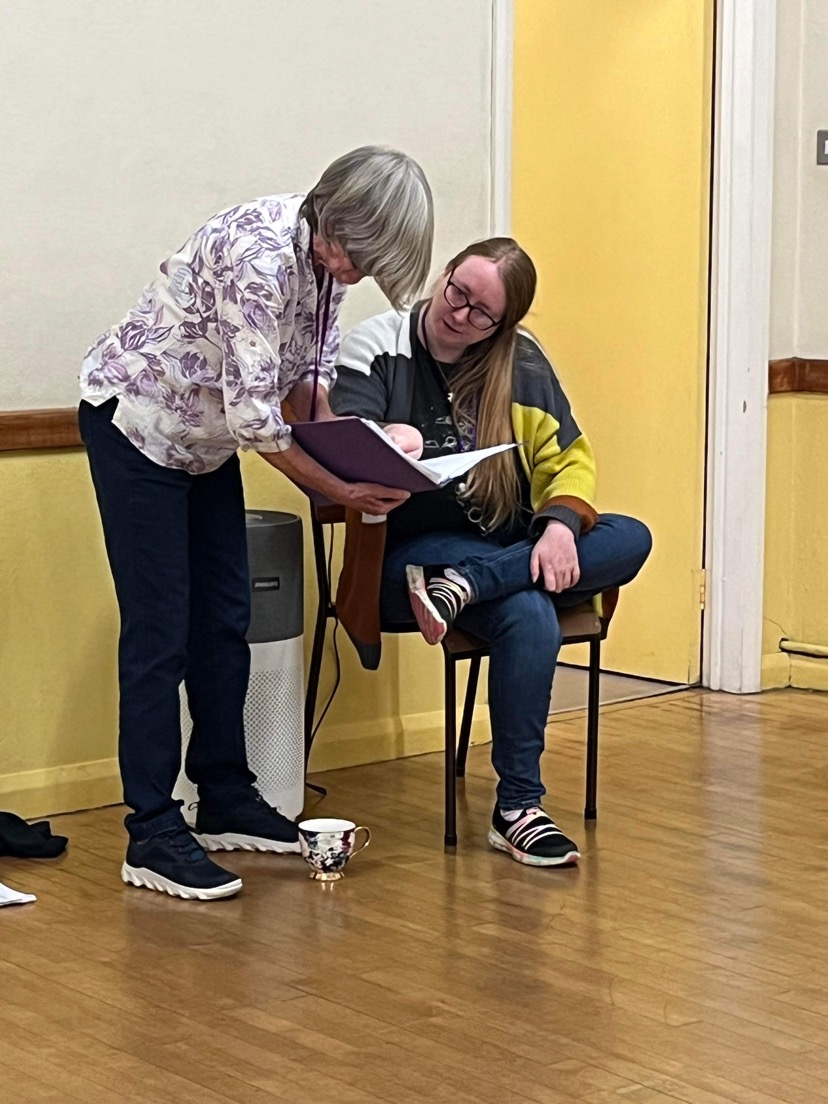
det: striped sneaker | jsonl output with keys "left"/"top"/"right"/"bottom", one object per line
{"left": 406, "top": 564, "right": 471, "bottom": 645}
{"left": 488, "top": 806, "right": 580, "bottom": 867}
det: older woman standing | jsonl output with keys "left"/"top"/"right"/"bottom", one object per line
{"left": 79, "top": 146, "right": 433, "bottom": 900}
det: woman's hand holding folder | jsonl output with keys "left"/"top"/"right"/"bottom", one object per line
{"left": 262, "top": 430, "right": 411, "bottom": 516}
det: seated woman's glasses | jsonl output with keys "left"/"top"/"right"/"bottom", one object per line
{"left": 444, "top": 272, "right": 501, "bottom": 331}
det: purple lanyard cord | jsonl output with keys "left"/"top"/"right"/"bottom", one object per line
{"left": 309, "top": 240, "right": 334, "bottom": 422}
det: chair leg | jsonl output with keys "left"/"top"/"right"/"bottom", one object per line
{"left": 444, "top": 652, "right": 458, "bottom": 848}
{"left": 456, "top": 656, "right": 481, "bottom": 778}
{"left": 585, "top": 638, "right": 601, "bottom": 820}
{"left": 304, "top": 517, "right": 330, "bottom": 763}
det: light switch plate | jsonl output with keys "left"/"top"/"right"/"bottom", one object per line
{"left": 817, "top": 130, "right": 828, "bottom": 165}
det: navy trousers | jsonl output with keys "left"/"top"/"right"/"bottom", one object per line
{"left": 79, "top": 399, "right": 256, "bottom": 837}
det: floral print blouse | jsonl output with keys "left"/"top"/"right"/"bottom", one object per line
{"left": 80, "top": 193, "right": 347, "bottom": 474}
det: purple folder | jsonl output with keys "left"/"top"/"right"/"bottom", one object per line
{"left": 290, "top": 418, "right": 439, "bottom": 500}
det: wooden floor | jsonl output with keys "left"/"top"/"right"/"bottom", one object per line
{"left": 2, "top": 688, "right": 828, "bottom": 1104}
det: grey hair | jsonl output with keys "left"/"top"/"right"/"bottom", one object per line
{"left": 300, "top": 146, "right": 433, "bottom": 310}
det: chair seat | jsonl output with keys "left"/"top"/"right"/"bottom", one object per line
{"left": 386, "top": 600, "right": 603, "bottom": 660}
{"left": 381, "top": 621, "right": 490, "bottom": 657}
{"left": 557, "top": 601, "right": 603, "bottom": 640}
{"left": 442, "top": 627, "right": 490, "bottom": 657}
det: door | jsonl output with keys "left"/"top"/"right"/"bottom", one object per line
{"left": 511, "top": 0, "right": 714, "bottom": 683}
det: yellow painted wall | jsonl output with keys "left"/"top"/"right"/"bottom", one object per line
{"left": 762, "top": 394, "right": 828, "bottom": 691}
{"left": 1, "top": 2, "right": 722, "bottom": 819}
{"left": 512, "top": 0, "right": 714, "bottom": 683}
{"left": 0, "top": 449, "right": 479, "bottom": 819}
{"left": 0, "top": 449, "right": 120, "bottom": 816}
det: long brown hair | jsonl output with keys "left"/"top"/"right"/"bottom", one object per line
{"left": 441, "top": 238, "right": 537, "bottom": 530}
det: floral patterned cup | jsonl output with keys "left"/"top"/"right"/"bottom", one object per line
{"left": 297, "top": 818, "right": 371, "bottom": 881}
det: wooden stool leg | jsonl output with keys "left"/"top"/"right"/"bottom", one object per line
{"left": 585, "top": 638, "right": 601, "bottom": 820}
{"left": 444, "top": 651, "right": 458, "bottom": 848}
{"left": 456, "top": 656, "right": 481, "bottom": 778}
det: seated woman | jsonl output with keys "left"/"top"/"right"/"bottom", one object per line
{"left": 330, "top": 238, "right": 652, "bottom": 868}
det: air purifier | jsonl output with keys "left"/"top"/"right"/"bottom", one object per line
{"left": 175, "top": 510, "right": 305, "bottom": 821}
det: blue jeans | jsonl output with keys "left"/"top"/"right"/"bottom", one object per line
{"left": 381, "top": 515, "right": 652, "bottom": 811}
{"left": 79, "top": 398, "right": 256, "bottom": 837}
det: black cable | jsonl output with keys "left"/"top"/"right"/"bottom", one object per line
{"left": 304, "top": 524, "right": 343, "bottom": 801}
{"left": 311, "top": 618, "right": 342, "bottom": 741}
{"left": 311, "top": 526, "right": 342, "bottom": 741}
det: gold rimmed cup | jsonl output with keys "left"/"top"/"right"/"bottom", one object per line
{"left": 297, "top": 818, "right": 371, "bottom": 881}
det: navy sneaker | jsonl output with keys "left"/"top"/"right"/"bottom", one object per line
{"left": 488, "top": 806, "right": 580, "bottom": 867}
{"left": 122, "top": 824, "right": 242, "bottom": 900}
{"left": 193, "top": 789, "right": 300, "bottom": 853}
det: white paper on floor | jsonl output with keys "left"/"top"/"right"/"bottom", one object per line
{"left": 0, "top": 880, "right": 37, "bottom": 907}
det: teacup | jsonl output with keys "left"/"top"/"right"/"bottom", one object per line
{"left": 297, "top": 818, "right": 371, "bottom": 881}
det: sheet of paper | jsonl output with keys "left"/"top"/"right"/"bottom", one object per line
{"left": 360, "top": 418, "right": 416, "bottom": 461}
{"left": 0, "top": 880, "right": 37, "bottom": 907}
{"left": 421, "top": 442, "right": 516, "bottom": 484}
{"left": 360, "top": 420, "right": 516, "bottom": 486}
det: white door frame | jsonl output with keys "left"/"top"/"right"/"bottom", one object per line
{"left": 704, "top": 0, "right": 776, "bottom": 692}
{"left": 491, "top": 0, "right": 776, "bottom": 694}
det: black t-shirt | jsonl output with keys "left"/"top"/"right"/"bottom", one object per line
{"left": 386, "top": 326, "right": 478, "bottom": 542}
{"left": 333, "top": 305, "right": 578, "bottom": 547}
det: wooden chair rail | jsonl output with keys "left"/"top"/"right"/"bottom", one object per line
{"left": 1, "top": 358, "right": 825, "bottom": 453}
{"left": 0, "top": 408, "right": 81, "bottom": 451}
{"left": 768, "top": 357, "right": 828, "bottom": 395}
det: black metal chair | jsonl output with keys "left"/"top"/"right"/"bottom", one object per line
{"left": 304, "top": 508, "right": 615, "bottom": 847}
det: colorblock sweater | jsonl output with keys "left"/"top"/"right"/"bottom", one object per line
{"left": 329, "top": 306, "right": 599, "bottom": 669}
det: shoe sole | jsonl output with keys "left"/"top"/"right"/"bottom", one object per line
{"left": 487, "top": 828, "right": 580, "bottom": 868}
{"left": 406, "top": 564, "right": 447, "bottom": 645}
{"left": 193, "top": 832, "right": 301, "bottom": 854}
{"left": 121, "top": 863, "right": 243, "bottom": 900}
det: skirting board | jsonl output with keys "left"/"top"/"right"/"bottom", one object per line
{"left": 761, "top": 651, "right": 828, "bottom": 692}
{"left": 0, "top": 707, "right": 494, "bottom": 820}
{"left": 761, "top": 651, "right": 790, "bottom": 689}
{"left": 308, "top": 703, "right": 492, "bottom": 775}
{"left": 790, "top": 656, "right": 828, "bottom": 692}
{"left": 0, "top": 758, "right": 123, "bottom": 820}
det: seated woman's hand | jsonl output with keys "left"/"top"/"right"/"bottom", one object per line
{"left": 530, "top": 520, "right": 580, "bottom": 593}
{"left": 382, "top": 423, "right": 424, "bottom": 459}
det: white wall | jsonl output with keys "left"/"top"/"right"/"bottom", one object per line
{"left": 770, "top": 0, "right": 828, "bottom": 358}
{"left": 769, "top": 0, "right": 802, "bottom": 359}
{"left": 795, "top": 0, "right": 828, "bottom": 355}
{"left": 0, "top": 0, "right": 494, "bottom": 409}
